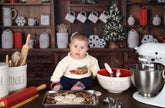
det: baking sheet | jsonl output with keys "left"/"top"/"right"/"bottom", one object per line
{"left": 42, "top": 90, "right": 99, "bottom": 108}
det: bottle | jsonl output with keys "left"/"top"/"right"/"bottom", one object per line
{"left": 1, "top": 29, "right": 13, "bottom": 48}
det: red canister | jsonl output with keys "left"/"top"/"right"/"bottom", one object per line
{"left": 140, "top": 9, "right": 147, "bottom": 25}
{"left": 9, "top": 0, "right": 16, "bottom": 3}
{"left": 14, "top": 32, "right": 22, "bottom": 48}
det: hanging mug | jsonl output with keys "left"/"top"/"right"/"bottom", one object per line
{"left": 3, "top": 8, "right": 17, "bottom": 26}
{"left": 65, "top": 10, "right": 76, "bottom": 23}
{"left": 99, "top": 11, "right": 109, "bottom": 23}
{"left": 88, "top": 11, "right": 99, "bottom": 23}
{"left": 77, "top": 10, "right": 87, "bottom": 23}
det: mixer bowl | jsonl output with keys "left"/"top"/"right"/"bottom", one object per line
{"left": 130, "top": 63, "right": 165, "bottom": 97}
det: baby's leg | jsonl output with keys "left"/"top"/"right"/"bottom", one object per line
{"left": 71, "top": 77, "right": 93, "bottom": 90}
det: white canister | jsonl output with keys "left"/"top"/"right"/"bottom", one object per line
{"left": 1, "top": 29, "right": 13, "bottom": 49}
{"left": 152, "top": 14, "right": 161, "bottom": 26}
{"left": 127, "top": 29, "right": 139, "bottom": 48}
{"left": 57, "top": 33, "right": 68, "bottom": 48}
{"left": 127, "top": 15, "right": 135, "bottom": 26}
{"left": 39, "top": 32, "right": 49, "bottom": 48}
{"left": 0, "top": 62, "right": 9, "bottom": 98}
{"left": 8, "top": 64, "right": 27, "bottom": 92}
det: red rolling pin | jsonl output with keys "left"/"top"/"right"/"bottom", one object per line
{"left": 0, "top": 84, "right": 46, "bottom": 108}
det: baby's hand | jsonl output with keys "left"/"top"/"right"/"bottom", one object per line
{"left": 52, "top": 85, "right": 61, "bottom": 91}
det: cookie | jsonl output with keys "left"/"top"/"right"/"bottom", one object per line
{"left": 61, "top": 98, "right": 72, "bottom": 104}
{"left": 73, "top": 97, "right": 84, "bottom": 103}
{"left": 95, "top": 91, "right": 102, "bottom": 96}
{"left": 65, "top": 94, "right": 76, "bottom": 99}
{"left": 54, "top": 95, "right": 64, "bottom": 102}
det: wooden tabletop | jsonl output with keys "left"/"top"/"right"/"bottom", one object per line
{"left": 17, "top": 80, "right": 161, "bottom": 108}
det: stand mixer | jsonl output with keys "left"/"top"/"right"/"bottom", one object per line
{"left": 130, "top": 43, "right": 165, "bottom": 107}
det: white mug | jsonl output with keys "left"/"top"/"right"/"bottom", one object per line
{"left": 88, "top": 11, "right": 98, "bottom": 23}
{"left": 99, "top": 11, "right": 109, "bottom": 23}
{"left": 28, "top": 18, "right": 38, "bottom": 26}
{"left": 77, "top": 10, "right": 87, "bottom": 23}
{"left": 65, "top": 11, "right": 76, "bottom": 23}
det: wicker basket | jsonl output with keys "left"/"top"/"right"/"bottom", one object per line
{"left": 131, "top": 0, "right": 148, "bottom": 3}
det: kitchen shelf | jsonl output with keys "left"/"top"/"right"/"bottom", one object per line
{"left": 127, "top": 25, "right": 165, "bottom": 28}
{"left": 0, "top": 25, "right": 52, "bottom": 28}
{"left": 0, "top": 3, "right": 50, "bottom": 6}
{"left": 127, "top": 2, "right": 165, "bottom": 5}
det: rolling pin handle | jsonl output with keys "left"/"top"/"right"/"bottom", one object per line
{"left": 0, "top": 101, "right": 5, "bottom": 107}
{"left": 36, "top": 84, "right": 46, "bottom": 91}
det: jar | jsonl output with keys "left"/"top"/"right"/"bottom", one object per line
{"left": 1, "top": 29, "right": 13, "bottom": 48}
{"left": 39, "top": 32, "right": 49, "bottom": 48}
{"left": 127, "top": 29, "right": 139, "bottom": 48}
{"left": 152, "top": 14, "right": 161, "bottom": 26}
{"left": 127, "top": 15, "right": 135, "bottom": 26}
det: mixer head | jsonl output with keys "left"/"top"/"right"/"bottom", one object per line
{"left": 135, "top": 43, "right": 165, "bottom": 66}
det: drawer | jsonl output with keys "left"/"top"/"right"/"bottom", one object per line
{"left": 124, "top": 52, "right": 139, "bottom": 64}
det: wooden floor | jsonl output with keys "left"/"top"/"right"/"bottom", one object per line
{"left": 13, "top": 79, "right": 161, "bottom": 108}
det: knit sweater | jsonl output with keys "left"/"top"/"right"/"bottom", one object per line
{"left": 50, "top": 52, "right": 100, "bottom": 82}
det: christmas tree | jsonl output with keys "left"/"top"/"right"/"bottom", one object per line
{"left": 102, "top": 2, "right": 126, "bottom": 43}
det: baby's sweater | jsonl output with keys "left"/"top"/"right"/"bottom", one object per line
{"left": 50, "top": 52, "right": 100, "bottom": 82}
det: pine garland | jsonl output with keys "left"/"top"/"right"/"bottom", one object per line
{"left": 102, "top": 2, "right": 126, "bottom": 42}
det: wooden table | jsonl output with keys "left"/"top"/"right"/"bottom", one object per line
{"left": 17, "top": 80, "right": 161, "bottom": 108}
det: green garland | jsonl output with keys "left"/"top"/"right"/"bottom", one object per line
{"left": 80, "top": 0, "right": 100, "bottom": 4}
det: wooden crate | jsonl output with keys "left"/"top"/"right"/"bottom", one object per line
{"left": 131, "top": 0, "right": 148, "bottom": 3}
{"left": 26, "top": 0, "right": 42, "bottom": 3}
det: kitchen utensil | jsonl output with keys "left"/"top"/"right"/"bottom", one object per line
{"left": 97, "top": 69, "right": 131, "bottom": 93}
{"left": 0, "top": 84, "right": 46, "bottom": 108}
{"left": 104, "top": 63, "right": 113, "bottom": 76}
{"left": 19, "top": 34, "right": 31, "bottom": 66}
{"left": 6, "top": 55, "right": 9, "bottom": 64}
{"left": 11, "top": 51, "right": 22, "bottom": 67}
{"left": 10, "top": 94, "right": 39, "bottom": 108}
{"left": 130, "top": 43, "right": 165, "bottom": 107}
{"left": 130, "top": 63, "right": 164, "bottom": 97}
{"left": 116, "top": 69, "right": 121, "bottom": 77}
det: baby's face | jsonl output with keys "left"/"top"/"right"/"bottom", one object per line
{"left": 69, "top": 39, "right": 89, "bottom": 60}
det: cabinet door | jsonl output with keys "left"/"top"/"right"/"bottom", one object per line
{"left": 124, "top": 52, "right": 139, "bottom": 69}
{"left": 27, "top": 51, "right": 54, "bottom": 81}
{"left": 89, "top": 51, "right": 124, "bottom": 69}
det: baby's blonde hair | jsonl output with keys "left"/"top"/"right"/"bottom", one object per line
{"left": 71, "top": 34, "right": 89, "bottom": 45}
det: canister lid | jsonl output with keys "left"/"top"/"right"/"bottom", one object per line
{"left": 0, "top": 62, "right": 8, "bottom": 70}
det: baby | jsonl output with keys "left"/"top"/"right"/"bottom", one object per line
{"left": 50, "top": 34, "right": 100, "bottom": 91}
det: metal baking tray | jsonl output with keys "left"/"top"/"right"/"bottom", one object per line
{"left": 42, "top": 90, "right": 99, "bottom": 108}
